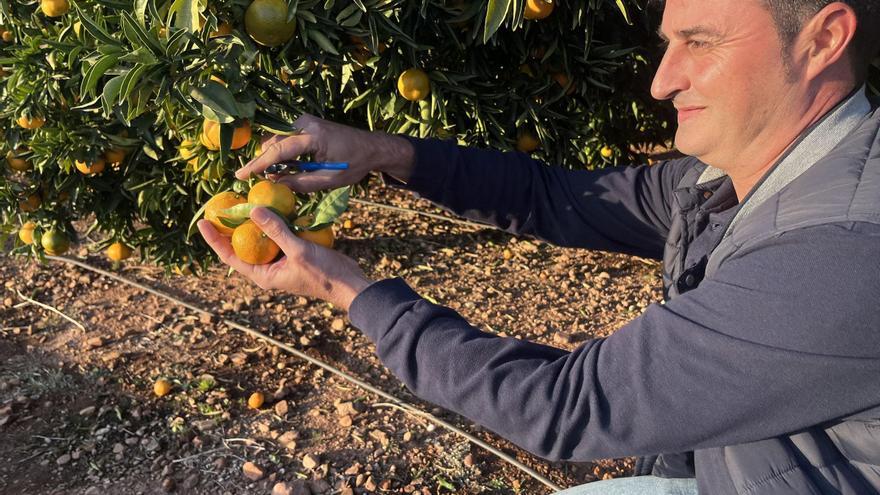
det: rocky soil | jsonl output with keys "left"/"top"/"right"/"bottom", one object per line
{"left": 0, "top": 182, "right": 663, "bottom": 494}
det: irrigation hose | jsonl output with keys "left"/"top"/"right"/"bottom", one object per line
{"left": 44, "top": 254, "right": 564, "bottom": 493}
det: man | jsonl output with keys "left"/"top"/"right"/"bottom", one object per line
{"left": 198, "top": 0, "right": 880, "bottom": 493}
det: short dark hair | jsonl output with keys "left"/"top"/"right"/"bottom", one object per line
{"left": 763, "top": 1, "right": 880, "bottom": 83}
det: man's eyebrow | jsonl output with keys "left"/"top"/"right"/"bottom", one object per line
{"left": 656, "top": 25, "right": 723, "bottom": 41}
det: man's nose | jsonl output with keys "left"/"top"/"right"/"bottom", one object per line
{"left": 651, "top": 47, "right": 689, "bottom": 101}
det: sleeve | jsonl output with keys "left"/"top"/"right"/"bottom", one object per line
{"left": 382, "top": 137, "right": 695, "bottom": 260}
{"left": 348, "top": 222, "right": 880, "bottom": 461}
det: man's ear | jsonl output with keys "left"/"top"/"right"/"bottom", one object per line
{"left": 797, "top": 2, "right": 858, "bottom": 82}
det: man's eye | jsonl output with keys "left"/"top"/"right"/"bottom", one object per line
{"left": 688, "top": 40, "right": 709, "bottom": 49}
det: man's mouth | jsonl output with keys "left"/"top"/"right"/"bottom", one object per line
{"left": 676, "top": 106, "right": 705, "bottom": 122}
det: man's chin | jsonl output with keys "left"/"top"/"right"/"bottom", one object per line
{"left": 673, "top": 131, "right": 708, "bottom": 160}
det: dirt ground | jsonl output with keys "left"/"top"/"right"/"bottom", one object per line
{"left": 0, "top": 183, "right": 664, "bottom": 495}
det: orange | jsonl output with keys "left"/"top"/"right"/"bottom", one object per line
{"left": 179, "top": 139, "right": 199, "bottom": 169}
{"left": 1, "top": 31, "right": 12, "bottom": 42}
{"left": 6, "top": 147, "right": 31, "bottom": 172}
{"left": 232, "top": 220, "right": 280, "bottom": 265}
{"left": 20, "top": 193, "right": 41, "bottom": 212}
{"left": 600, "top": 146, "right": 614, "bottom": 159}
{"left": 41, "top": 0, "right": 69, "bottom": 17}
{"left": 397, "top": 68, "right": 430, "bottom": 102}
{"left": 75, "top": 158, "right": 106, "bottom": 175}
{"left": 294, "top": 216, "right": 334, "bottom": 249}
{"left": 245, "top": 0, "right": 297, "bottom": 47}
{"left": 41, "top": 229, "right": 70, "bottom": 256}
{"left": 247, "top": 392, "right": 265, "bottom": 409}
{"left": 153, "top": 379, "right": 172, "bottom": 397}
{"left": 201, "top": 118, "right": 251, "bottom": 151}
{"left": 552, "top": 72, "right": 576, "bottom": 95}
{"left": 17, "top": 115, "right": 45, "bottom": 129}
{"left": 103, "top": 148, "right": 126, "bottom": 165}
{"left": 106, "top": 242, "right": 133, "bottom": 261}
{"left": 516, "top": 130, "right": 540, "bottom": 153}
{"left": 247, "top": 180, "right": 296, "bottom": 218}
{"left": 523, "top": 0, "right": 554, "bottom": 20}
{"left": 18, "top": 222, "right": 36, "bottom": 245}
{"left": 203, "top": 191, "right": 247, "bottom": 236}
{"left": 210, "top": 21, "right": 233, "bottom": 37}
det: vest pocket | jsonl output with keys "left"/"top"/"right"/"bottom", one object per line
{"left": 826, "top": 419, "right": 880, "bottom": 465}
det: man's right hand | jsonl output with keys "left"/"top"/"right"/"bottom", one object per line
{"left": 235, "top": 114, "right": 415, "bottom": 193}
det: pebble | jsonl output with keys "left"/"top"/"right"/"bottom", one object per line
{"left": 274, "top": 400, "right": 289, "bottom": 417}
{"left": 302, "top": 453, "right": 319, "bottom": 470}
{"left": 161, "top": 477, "right": 175, "bottom": 492}
{"left": 230, "top": 353, "right": 248, "bottom": 366}
{"left": 56, "top": 454, "right": 71, "bottom": 465}
{"left": 78, "top": 406, "right": 96, "bottom": 417}
{"left": 464, "top": 453, "right": 475, "bottom": 467}
{"left": 83, "top": 337, "right": 104, "bottom": 349}
{"left": 242, "top": 461, "right": 265, "bottom": 481}
{"left": 330, "top": 318, "right": 345, "bottom": 331}
{"left": 338, "top": 414, "right": 352, "bottom": 427}
{"left": 182, "top": 472, "right": 200, "bottom": 490}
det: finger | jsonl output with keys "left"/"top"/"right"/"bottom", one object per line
{"left": 249, "top": 207, "right": 306, "bottom": 255}
{"left": 235, "top": 133, "right": 315, "bottom": 180}
{"left": 197, "top": 220, "right": 256, "bottom": 278}
{"left": 275, "top": 170, "right": 348, "bottom": 194}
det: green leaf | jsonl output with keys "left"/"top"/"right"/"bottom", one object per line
{"left": 118, "top": 47, "right": 159, "bottom": 65}
{"left": 313, "top": 187, "right": 350, "bottom": 226}
{"left": 169, "top": 0, "right": 200, "bottom": 33}
{"left": 81, "top": 54, "right": 120, "bottom": 99}
{"left": 135, "top": 0, "right": 150, "bottom": 26}
{"left": 120, "top": 64, "right": 150, "bottom": 103}
{"left": 73, "top": 5, "right": 120, "bottom": 46}
{"left": 307, "top": 30, "right": 340, "bottom": 55}
{"left": 191, "top": 81, "right": 239, "bottom": 123}
{"left": 615, "top": 0, "right": 632, "bottom": 25}
{"left": 101, "top": 75, "right": 126, "bottom": 115}
{"left": 483, "top": 0, "right": 511, "bottom": 43}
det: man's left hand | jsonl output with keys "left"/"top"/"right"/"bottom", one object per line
{"left": 198, "top": 206, "right": 372, "bottom": 311}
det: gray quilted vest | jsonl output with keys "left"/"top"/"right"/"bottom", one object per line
{"left": 643, "top": 91, "right": 880, "bottom": 494}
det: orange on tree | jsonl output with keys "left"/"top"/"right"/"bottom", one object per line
{"left": 231, "top": 220, "right": 280, "bottom": 265}
{"left": 103, "top": 147, "right": 127, "bottom": 165}
{"left": 523, "top": 0, "right": 554, "bottom": 20}
{"left": 247, "top": 180, "right": 296, "bottom": 218}
{"left": 201, "top": 118, "right": 252, "bottom": 151}
{"left": 600, "top": 146, "right": 614, "bottom": 159}
{"left": 20, "top": 193, "right": 41, "bottom": 212}
{"left": 1, "top": 31, "right": 12, "bottom": 42}
{"left": 179, "top": 138, "right": 199, "bottom": 169}
{"left": 75, "top": 158, "right": 106, "bottom": 175}
{"left": 552, "top": 72, "right": 576, "bottom": 95}
{"left": 41, "top": 229, "right": 70, "bottom": 255}
{"left": 210, "top": 21, "right": 233, "bottom": 37}
{"left": 40, "top": 0, "right": 69, "bottom": 17}
{"left": 516, "top": 130, "right": 540, "bottom": 153}
{"left": 203, "top": 191, "right": 247, "bottom": 236}
{"left": 245, "top": 0, "right": 297, "bottom": 48}
{"left": 6, "top": 147, "right": 31, "bottom": 172}
{"left": 17, "top": 115, "right": 45, "bottom": 129}
{"left": 106, "top": 242, "right": 133, "bottom": 261}
{"left": 153, "top": 379, "right": 173, "bottom": 397}
{"left": 18, "top": 222, "right": 36, "bottom": 245}
{"left": 397, "top": 68, "right": 430, "bottom": 102}
{"left": 247, "top": 391, "right": 265, "bottom": 409}
{"left": 294, "top": 216, "right": 335, "bottom": 249}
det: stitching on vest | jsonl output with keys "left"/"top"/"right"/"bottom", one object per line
{"left": 741, "top": 462, "right": 803, "bottom": 493}
{"left": 846, "top": 120, "right": 880, "bottom": 218}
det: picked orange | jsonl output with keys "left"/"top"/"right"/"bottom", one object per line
{"left": 232, "top": 220, "right": 280, "bottom": 265}
{"left": 294, "top": 216, "right": 334, "bottom": 249}
{"left": 203, "top": 191, "right": 247, "bottom": 236}
{"left": 247, "top": 180, "right": 296, "bottom": 218}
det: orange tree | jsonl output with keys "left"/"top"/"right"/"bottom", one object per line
{"left": 0, "top": 0, "right": 877, "bottom": 272}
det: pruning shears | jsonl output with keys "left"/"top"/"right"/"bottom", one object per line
{"left": 263, "top": 161, "right": 349, "bottom": 176}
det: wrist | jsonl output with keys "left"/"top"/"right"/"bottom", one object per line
{"left": 331, "top": 273, "right": 374, "bottom": 313}
{"left": 373, "top": 134, "right": 415, "bottom": 183}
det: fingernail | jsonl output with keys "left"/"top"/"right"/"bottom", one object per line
{"left": 251, "top": 207, "right": 269, "bottom": 224}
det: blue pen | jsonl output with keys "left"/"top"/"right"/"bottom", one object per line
{"left": 263, "top": 161, "right": 349, "bottom": 175}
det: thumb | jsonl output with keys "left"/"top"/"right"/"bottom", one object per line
{"left": 250, "top": 207, "right": 304, "bottom": 254}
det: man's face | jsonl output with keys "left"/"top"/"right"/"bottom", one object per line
{"left": 651, "top": 0, "right": 803, "bottom": 167}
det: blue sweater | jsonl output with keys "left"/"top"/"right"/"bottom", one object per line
{"left": 348, "top": 100, "right": 880, "bottom": 493}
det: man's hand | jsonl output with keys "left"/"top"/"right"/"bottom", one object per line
{"left": 235, "top": 114, "right": 416, "bottom": 192}
{"left": 197, "top": 206, "right": 372, "bottom": 312}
